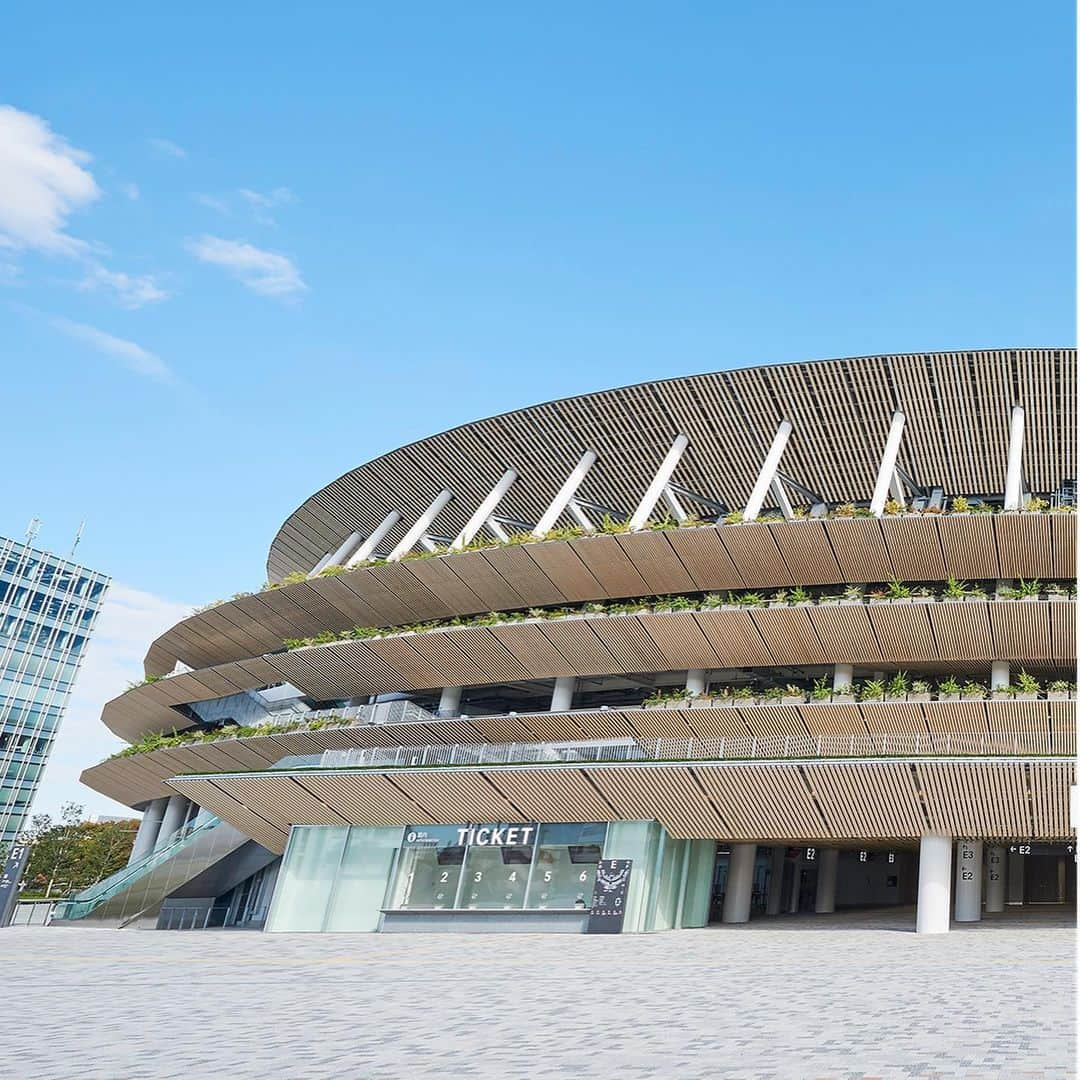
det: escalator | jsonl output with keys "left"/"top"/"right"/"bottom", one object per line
{"left": 52, "top": 813, "right": 250, "bottom": 928}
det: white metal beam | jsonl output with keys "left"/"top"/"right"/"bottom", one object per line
{"left": 485, "top": 517, "right": 509, "bottom": 542}
{"left": 451, "top": 469, "right": 518, "bottom": 549}
{"left": 387, "top": 490, "right": 454, "bottom": 561}
{"left": 628, "top": 434, "right": 690, "bottom": 531}
{"left": 1004, "top": 405, "right": 1025, "bottom": 511}
{"left": 662, "top": 485, "right": 690, "bottom": 523}
{"left": 346, "top": 510, "right": 402, "bottom": 567}
{"left": 308, "top": 531, "right": 361, "bottom": 577}
{"left": 869, "top": 411, "right": 906, "bottom": 517}
{"left": 768, "top": 477, "right": 795, "bottom": 520}
{"left": 566, "top": 499, "right": 594, "bottom": 530}
{"left": 743, "top": 421, "right": 792, "bottom": 521}
{"left": 532, "top": 452, "right": 599, "bottom": 537}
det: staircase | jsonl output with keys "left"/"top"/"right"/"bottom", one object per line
{"left": 52, "top": 813, "right": 250, "bottom": 927}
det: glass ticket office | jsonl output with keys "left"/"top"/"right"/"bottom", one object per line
{"left": 265, "top": 819, "right": 715, "bottom": 934}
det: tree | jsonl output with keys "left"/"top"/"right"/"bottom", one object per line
{"left": 23, "top": 805, "right": 139, "bottom": 898}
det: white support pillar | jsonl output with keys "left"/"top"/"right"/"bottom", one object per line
{"left": 814, "top": 848, "right": 839, "bottom": 913}
{"left": 955, "top": 839, "right": 983, "bottom": 922}
{"left": 485, "top": 517, "right": 509, "bottom": 542}
{"left": 437, "top": 685, "right": 462, "bottom": 718}
{"left": 833, "top": 664, "right": 854, "bottom": 691}
{"left": 532, "top": 452, "right": 599, "bottom": 537}
{"left": 916, "top": 833, "right": 952, "bottom": 934}
{"left": 870, "top": 410, "right": 907, "bottom": 517}
{"left": 722, "top": 843, "right": 757, "bottom": 924}
{"left": 744, "top": 421, "right": 793, "bottom": 522}
{"left": 550, "top": 676, "right": 576, "bottom": 713}
{"left": 1004, "top": 405, "right": 1025, "bottom": 511}
{"left": 685, "top": 669, "right": 707, "bottom": 697}
{"left": 309, "top": 531, "right": 362, "bottom": 577}
{"left": 985, "top": 844, "right": 1006, "bottom": 913}
{"left": 566, "top": 499, "right": 594, "bottom": 531}
{"left": 766, "top": 846, "right": 786, "bottom": 915}
{"left": 662, "top": 485, "right": 690, "bottom": 523}
{"left": 451, "top": 470, "right": 518, "bottom": 549}
{"left": 154, "top": 795, "right": 190, "bottom": 851}
{"left": 128, "top": 798, "right": 168, "bottom": 865}
{"left": 346, "top": 510, "right": 402, "bottom": 566}
{"left": 1007, "top": 849, "right": 1025, "bottom": 905}
{"left": 628, "top": 434, "right": 690, "bottom": 531}
{"left": 387, "top": 489, "right": 454, "bottom": 561}
{"left": 769, "top": 476, "right": 795, "bottom": 520}
{"left": 990, "top": 661, "right": 1010, "bottom": 691}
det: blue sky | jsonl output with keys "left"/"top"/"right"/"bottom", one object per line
{"left": 5, "top": 4, "right": 1073, "bottom": 815}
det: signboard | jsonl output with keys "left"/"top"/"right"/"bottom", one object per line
{"left": 0, "top": 838, "right": 31, "bottom": 928}
{"left": 587, "top": 859, "right": 632, "bottom": 934}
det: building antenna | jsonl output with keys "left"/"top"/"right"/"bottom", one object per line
{"left": 70, "top": 521, "right": 86, "bottom": 558}
{"left": 24, "top": 517, "right": 42, "bottom": 546}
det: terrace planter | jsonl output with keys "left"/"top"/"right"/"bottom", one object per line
{"left": 1048, "top": 690, "right": 1072, "bottom": 701}
{"left": 990, "top": 691, "right": 1012, "bottom": 702}
{"left": 831, "top": 693, "right": 855, "bottom": 704}
{"left": 885, "top": 694, "right": 907, "bottom": 702}
{"left": 664, "top": 700, "right": 689, "bottom": 710}
{"left": 908, "top": 692, "right": 931, "bottom": 703}
{"left": 781, "top": 695, "right": 805, "bottom": 705}
{"left": 1012, "top": 692, "right": 1039, "bottom": 702}
{"left": 938, "top": 693, "right": 960, "bottom": 703}
{"left": 963, "top": 595, "right": 988, "bottom": 603}
{"left": 690, "top": 697, "right": 716, "bottom": 709}
{"left": 734, "top": 697, "right": 759, "bottom": 707}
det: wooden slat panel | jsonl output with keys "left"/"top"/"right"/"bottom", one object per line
{"left": 636, "top": 612, "right": 722, "bottom": 670}
{"left": 749, "top": 607, "right": 827, "bottom": 664}
{"left": 692, "top": 610, "right": 774, "bottom": 667}
{"left": 523, "top": 543, "right": 605, "bottom": 600}
{"left": 880, "top": 516, "right": 947, "bottom": 582}
{"left": 988, "top": 601, "right": 1052, "bottom": 661}
{"left": 820, "top": 519, "right": 893, "bottom": 583}
{"left": 614, "top": 532, "right": 698, "bottom": 594}
{"left": 661, "top": 527, "right": 743, "bottom": 590}
{"left": 926, "top": 600, "right": 993, "bottom": 662}
{"left": 806, "top": 605, "right": 882, "bottom": 663}
{"left": 994, "top": 514, "right": 1054, "bottom": 579}
{"left": 866, "top": 602, "right": 938, "bottom": 662}
{"left": 567, "top": 535, "right": 651, "bottom": 596}
{"left": 716, "top": 525, "right": 793, "bottom": 586}
{"left": 766, "top": 521, "right": 842, "bottom": 584}
{"left": 936, "top": 515, "right": 1000, "bottom": 580}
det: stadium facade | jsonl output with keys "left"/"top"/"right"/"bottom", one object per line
{"left": 59, "top": 349, "right": 1076, "bottom": 935}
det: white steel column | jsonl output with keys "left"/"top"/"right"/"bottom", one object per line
{"left": 955, "top": 839, "right": 983, "bottom": 922}
{"left": 154, "top": 795, "right": 190, "bottom": 851}
{"left": 814, "top": 848, "right": 839, "bottom": 913}
{"left": 387, "top": 490, "right": 454, "bottom": 561}
{"left": 1004, "top": 405, "right": 1025, "bottom": 511}
{"left": 128, "top": 798, "right": 168, "bottom": 864}
{"left": 628, "top": 435, "right": 690, "bottom": 531}
{"left": 566, "top": 499, "right": 594, "bottom": 530}
{"left": 916, "top": 833, "right": 952, "bottom": 934}
{"left": 769, "top": 476, "right": 795, "bottom": 520}
{"left": 550, "top": 676, "right": 576, "bottom": 712}
{"left": 685, "top": 669, "right": 707, "bottom": 697}
{"left": 766, "top": 846, "right": 786, "bottom": 915}
{"left": 437, "top": 685, "right": 463, "bottom": 718}
{"left": 870, "top": 410, "right": 906, "bottom": 517}
{"left": 532, "top": 452, "right": 599, "bottom": 537}
{"left": 832, "top": 664, "right": 854, "bottom": 691}
{"left": 985, "top": 844, "right": 1006, "bottom": 913}
{"left": 451, "top": 470, "right": 518, "bottom": 549}
{"left": 722, "top": 843, "right": 757, "bottom": 924}
{"left": 743, "top": 421, "right": 793, "bottom": 522}
{"left": 309, "top": 531, "right": 362, "bottom": 577}
{"left": 661, "top": 485, "right": 690, "bottom": 523}
{"left": 990, "top": 660, "right": 1010, "bottom": 691}
{"left": 346, "top": 510, "right": 402, "bottom": 566}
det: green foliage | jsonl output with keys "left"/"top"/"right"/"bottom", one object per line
{"left": 1013, "top": 669, "right": 1040, "bottom": 695}
{"left": 859, "top": 678, "right": 885, "bottom": 701}
{"left": 885, "top": 578, "right": 911, "bottom": 600}
{"left": 886, "top": 671, "right": 910, "bottom": 697}
{"left": 951, "top": 496, "right": 970, "bottom": 513}
{"left": 937, "top": 676, "right": 962, "bottom": 696}
{"left": 810, "top": 677, "right": 832, "bottom": 701}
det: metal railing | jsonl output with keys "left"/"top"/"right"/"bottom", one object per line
{"left": 312, "top": 730, "right": 1069, "bottom": 772}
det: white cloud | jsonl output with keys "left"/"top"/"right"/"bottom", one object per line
{"left": 30, "top": 584, "right": 193, "bottom": 821}
{"left": 77, "top": 263, "right": 168, "bottom": 308}
{"left": 0, "top": 104, "right": 100, "bottom": 255}
{"left": 148, "top": 136, "right": 187, "bottom": 160}
{"left": 54, "top": 317, "right": 173, "bottom": 381}
{"left": 193, "top": 192, "right": 230, "bottom": 215}
{"left": 120, "top": 181, "right": 140, "bottom": 201}
{"left": 238, "top": 186, "right": 294, "bottom": 225}
{"left": 185, "top": 234, "right": 307, "bottom": 298}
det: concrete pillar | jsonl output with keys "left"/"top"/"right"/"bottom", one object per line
{"left": 550, "top": 676, "right": 576, "bottom": 713}
{"left": 437, "top": 685, "right": 462, "bottom": 718}
{"left": 814, "top": 848, "right": 839, "bottom": 913}
{"left": 985, "top": 845, "right": 1006, "bottom": 913}
{"left": 685, "top": 669, "right": 707, "bottom": 697}
{"left": 722, "top": 844, "right": 757, "bottom": 924}
{"left": 916, "top": 833, "right": 952, "bottom": 934}
{"left": 990, "top": 661, "right": 1010, "bottom": 691}
{"left": 154, "top": 795, "right": 190, "bottom": 851}
{"left": 832, "top": 664, "right": 854, "bottom": 691}
{"left": 954, "top": 839, "right": 983, "bottom": 922}
{"left": 1007, "top": 849, "right": 1025, "bottom": 905}
{"left": 128, "top": 798, "right": 168, "bottom": 865}
{"left": 766, "top": 846, "right": 786, "bottom": 915}
{"left": 788, "top": 852, "right": 803, "bottom": 913}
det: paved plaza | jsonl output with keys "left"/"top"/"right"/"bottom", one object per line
{"left": 12, "top": 907, "right": 1075, "bottom": 1079}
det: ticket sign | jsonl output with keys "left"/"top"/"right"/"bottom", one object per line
{"left": 587, "top": 859, "right": 632, "bottom": 934}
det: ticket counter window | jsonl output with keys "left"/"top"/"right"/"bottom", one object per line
{"left": 526, "top": 822, "right": 606, "bottom": 910}
{"left": 460, "top": 844, "right": 534, "bottom": 909}
{"left": 389, "top": 826, "right": 465, "bottom": 910}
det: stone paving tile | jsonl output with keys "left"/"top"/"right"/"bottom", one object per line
{"left": 7, "top": 907, "right": 1075, "bottom": 1079}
